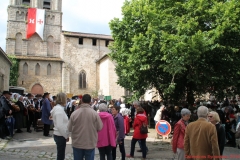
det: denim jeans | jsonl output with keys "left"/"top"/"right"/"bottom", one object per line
{"left": 98, "top": 145, "right": 112, "bottom": 160}
{"left": 132, "top": 138, "right": 147, "bottom": 158}
{"left": 73, "top": 147, "right": 95, "bottom": 160}
{"left": 53, "top": 135, "right": 66, "bottom": 160}
{"left": 112, "top": 139, "right": 125, "bottom": 160}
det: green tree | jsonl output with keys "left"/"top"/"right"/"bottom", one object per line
{"left": 109, "top": 0, "right": 240, "bottom": 104}
{"left": 8, "top": 55, "right": 19, "bottom": 86}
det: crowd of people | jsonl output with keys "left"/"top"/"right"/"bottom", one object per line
{"left": 1, "top": 90, "right": 240, "bottom": 160}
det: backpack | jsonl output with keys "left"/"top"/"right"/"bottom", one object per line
{"left": 140, "top": 122, "right": 148, "bottom": 134}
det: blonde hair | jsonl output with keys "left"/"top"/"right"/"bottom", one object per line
{"left": 56, "top": 92, "right": 67, "bottom": 106}
{"left": 209, "top": 111, "right": 220, "bottom": 123}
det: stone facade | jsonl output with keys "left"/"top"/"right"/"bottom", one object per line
{"left": 61, "top": 32, "right": 125, "bottom": 99}
{"left": 0, "top": 47, "right": 12, "bottom": 93}
{"left": 5, "top": 0, "right": 127, "bottom": 100}
{"left": 6, "top": 0, "right": 63, "bottom": 95}
{"left": 97, "top": 55, "right": 125, "bottom": 100}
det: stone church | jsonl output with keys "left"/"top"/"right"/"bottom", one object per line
{"left": 5, "top": 0, "right": 128, "bottom": 99}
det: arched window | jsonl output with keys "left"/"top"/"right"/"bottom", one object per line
{"left": 47, "top": 63, "right": 51, "bottom": 75}
{"left": 16, "top": 11, "right": 24, "bottom": 21}
{"left": 35, "top": 63, "right": 40, "bottom": 75}
{"left": 47, "top": 36, "right": 54, "bottom": 56}
{"left": 27, "top": 33, "right": 42, "bottom": 55}
{"left": 15, "top": 33, "right": 22, "bottom": 55}
{"left": 23, "top": 62, "right": 28, "bottom": 75}
{"left": 79, "top": 71, "right": 86, "bottom": 89}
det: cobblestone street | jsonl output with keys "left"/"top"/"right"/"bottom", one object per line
{"left": 0, "top": 128, "right": 239, "bottom": 159}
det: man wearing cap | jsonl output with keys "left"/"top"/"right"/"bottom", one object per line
{"left": 0, "top": 91, "right": 13, "bottom": 139}
{"left": 41, "top": 92, "right": 53, "bottom": 137}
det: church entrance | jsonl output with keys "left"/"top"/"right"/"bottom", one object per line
{"left": 31, "top": 83, "right": 44, "bottom": 95}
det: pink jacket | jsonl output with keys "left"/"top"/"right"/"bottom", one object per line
{"left": 97, "top": 112, "right": 116, "bottom": 148}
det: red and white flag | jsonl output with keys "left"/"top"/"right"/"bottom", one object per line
{"left": 26, "top": 8, "right": 45, "bottom": 40}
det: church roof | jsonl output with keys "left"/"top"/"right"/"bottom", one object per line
{"left": 0, "top": 47, "right": 12, "bottom": 66}
{"left": 14, "top": 55, "right": 64, "bottom": 62}
{"left": 96, "top": 54, "right": 109, "bottom": 63}
{"left": 62, "top": 31, "right": 113, "bottom": 40}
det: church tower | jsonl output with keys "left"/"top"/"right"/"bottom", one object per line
{"left": 6, "top": 0, "right": 63, "bottom": 95}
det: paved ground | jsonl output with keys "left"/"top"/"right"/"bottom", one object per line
{"left": 0, "top": 127, "right": 239, "bottom": 160}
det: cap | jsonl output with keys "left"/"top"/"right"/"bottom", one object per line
{"left": 26, "top": 93, "right": 33, "bottom": 97}
{"left": 43, "top": 92, "right": 50, "bottom": 96}
{"left": 35, "top": 94, "right": 42, "bottom": 97}
{"left": 2, "top": 91, "right": 12, "bottom": 95}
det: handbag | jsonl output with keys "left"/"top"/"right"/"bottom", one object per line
{"left": 140, "top": 123, "right": 148, "bottom": 134}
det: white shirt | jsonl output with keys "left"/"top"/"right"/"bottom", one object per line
{"left": 50, "top": 104, "right": 69, "bottom": 139}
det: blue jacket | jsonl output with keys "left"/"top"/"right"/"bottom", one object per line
{"left": 41, "top": 98, "right": 53, "bottom": 125}
{"left": 113, "top": 113, "right": 125, "bottom": 142}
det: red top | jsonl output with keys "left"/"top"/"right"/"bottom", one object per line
{"left": 133, "top": 113, "right": 148, "bottom": 139}
{"left": 172, "top": 119, "right": 186, "bottom": 153}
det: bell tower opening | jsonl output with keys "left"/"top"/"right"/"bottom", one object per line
{"left": 43, "top": 0, "right": 51, "bottom": 10}
{"left": 22, "top": 0, "right": 30, "bottom": 5}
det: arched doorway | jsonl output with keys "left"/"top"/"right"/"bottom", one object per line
{"left": 31, "top": 83, "right": 44, "bottom": 95}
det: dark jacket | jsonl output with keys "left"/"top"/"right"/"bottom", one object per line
{"left": 215, "top": 123, "right": 225, "bottom": 155}
{"left": 0, "top": 96, "right": 12, "bottom": 117}
{"left": 14, "top": 100, "right": 24, "bottom": 129}
{"left": 41, "top": 98, "right": 53, "bottom": 125}
{"left": 113, "top": 113, "right": 125, "bottom": 142}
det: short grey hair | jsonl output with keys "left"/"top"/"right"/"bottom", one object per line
{"left": 181, "top": 108, "right": 191, "bottom": 116}
{"left": 133, "top": 100, "right": 141, "bottom": 106}
{"left": 197, "top": 106, "right": 209, "bottom": 118}
{"left": 99, "top": 103, "right": 108, "bottom": 112}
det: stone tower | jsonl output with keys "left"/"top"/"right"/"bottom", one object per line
{"left": 6, "top": 0, "right": 63, "bottom": 95}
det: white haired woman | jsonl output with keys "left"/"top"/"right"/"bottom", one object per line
{"left": 50, "top": 93, "right": 69, "bottom": 160}
{"left": 172, "top": 108, "right": 191, "bottom": 160}
{"left": 97, "top": 103, "right": 116, "bottom": 160}
{"left": 208, "top": 111, "right": 226, "bottom": 155}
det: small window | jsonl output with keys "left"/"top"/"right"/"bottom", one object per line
{"left": 105, "top": 40, "right": 109, "bottom": 47}
{"left": 43, "top": 0, "right": 51, "bottom": 10}
{"left": 23, "top": 62, "right": 28, "bottom": 75}
{"left": 22, "top": 0, "right": 30, "bottom": 5}
{"left": 47, "top": 64, "right": 51, "bottom": 75}
{"left": 79, "top": 38, "right": 83, "bottom": 45}
{"left": 35, "top": 63, "right": 40, "bottom": 75}
{"left": 92, "top": 39, "right": 97, "bottom": 46}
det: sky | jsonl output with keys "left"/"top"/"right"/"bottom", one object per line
{"left": 0, "top": 0, "right": 125, "bottom": 51}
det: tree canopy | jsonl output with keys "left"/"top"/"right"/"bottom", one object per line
{"left": 109, "top": 0, "right": 240, "bottom": 104}
{"left": 8, "top": 55, "right": 19, "bottom": 86}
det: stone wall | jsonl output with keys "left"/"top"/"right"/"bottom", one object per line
{"left": 61, "top": 36, "right": 98, "bottom": 95}
{"left": 0, "top": 51, "right": 11, "bottom": 92}
{"left": 18, "top": 60, "right": 62, "bottom": 95}
{"left": 97, "top": 56, "right": 125, "bottom": 100}
{"left": 6, "top": 5, "right": 62, "bottom": 56}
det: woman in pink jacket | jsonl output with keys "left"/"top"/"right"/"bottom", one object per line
{"left": 97, "top": 103, "right": 116, "bottom": 160}
{"left": 172, "top": 108, "right": 191, "bottom": 160}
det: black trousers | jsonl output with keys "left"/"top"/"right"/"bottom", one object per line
{"left": 112, "top": 139, "right": 125, "bottom": 160}
{"left": 26, "top": 113, "right": 34, "bottom": 131}
{"left": 0, "top": 118, "right": 8, "bottom": 138}
{"left": 98, "top": 145, "right": 112, "bottom": 160}
{"left": 130, "top": 138, "right": 147, "bottom": 158}
{"left": 43, "top": 124, "right": 50, "bottom": 136}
